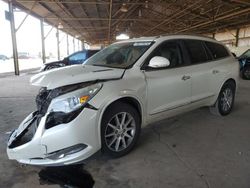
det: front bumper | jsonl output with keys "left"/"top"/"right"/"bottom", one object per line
{"left": 7, "top": 107, "right": 101, "bottom": 166}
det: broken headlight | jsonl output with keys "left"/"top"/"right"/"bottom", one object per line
{"left": 45, "top": 83, "right": 102, "bottom": 129}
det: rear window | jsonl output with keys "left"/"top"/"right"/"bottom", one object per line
{"left": 183, "top": 40, "right": 209, "bottom": 64}
{"left": 205, "top": 41, "right": 229, "bottom": 59}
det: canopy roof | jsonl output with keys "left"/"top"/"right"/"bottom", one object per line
{"left": 5, "top": 0, "right": 250, "bottom": 44}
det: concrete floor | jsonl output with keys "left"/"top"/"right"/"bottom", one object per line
{"left": 0, "top": 73, "right": 250, "bottom": 188}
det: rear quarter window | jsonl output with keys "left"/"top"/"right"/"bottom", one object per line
{"left": 205, "top": 41, "right": 229, "bottom": 59}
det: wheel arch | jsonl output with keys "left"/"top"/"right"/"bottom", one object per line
{"left": 101, "top": 96, "right": 143, "bottom": 125}
{"left": 97, "top": 95, "right": 144, "bottom": 147}
{"left": 218, "top": 78, "right": 237, "bottom": 96}
{"left": 212, "top": 77, "right": 237, "bottom": 106}
{"left": 224, "top": 78, "right": 236, "bottom": 87}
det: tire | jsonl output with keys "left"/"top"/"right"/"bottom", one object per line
{"left": 101, "top": 102, "right": 141, "bottom": 157}
{"left": 242, "top": 66, "right": 250, "bottom": 80}
{"left": 210, "top": 81, "right": 236, "bottom": 116}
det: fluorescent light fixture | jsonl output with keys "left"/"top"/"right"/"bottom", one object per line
{"left": 58, "top": 22, "right": 63, "bottom": 29}
{"left": 120, "top": 3, "right": 128, "bottom": 12}
{"left": 138, "top": 9, "right": 142, "bottom": 17}
{"left": 145, "top": 1, "right": 149, "bottom": 9}
{"left": 116, "top": 33, "right": 130, "bottom": 40}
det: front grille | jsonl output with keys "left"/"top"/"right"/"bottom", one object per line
{"left": 35, "top": 87, "right": 60, "bottom": 116}
{"left": 36, "top": 87, "right": 51, "bottom": 116}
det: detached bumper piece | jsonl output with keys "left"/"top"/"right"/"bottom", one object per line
{"left": 8, "top": 111, "right": 39, "bottom": 149}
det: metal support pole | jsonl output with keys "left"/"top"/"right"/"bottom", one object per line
{"left": 8, "top": 1, "right": 19, "bottom": 75}
{"left": 40, "top": 19, "right": 46, "bottom": 63}
{"left": 56, "top": 28, "right": 60, "bottom": 60}
{"left": 81, "top": 41, "right": 85, "bottom": 50}
{"left": 73, "top": 38, "right": 75, "bottom": 52}
{"left": 212, "top": 33, "right": 215, "bottom": 39}
{"left": 235, "top": 28, "right": 240, "bottom": 47}
{"left": 78, "top": 40, "right": 80, "bottom": 51}
{"left": 66, "top": 34, "right": 69, "bottom": 55}
{"left": 108, "top": 0, "right": 113, "bottom": 44}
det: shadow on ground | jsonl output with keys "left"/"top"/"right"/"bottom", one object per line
{"left": 39, "top": 165, "right": 94, "bottom": 188}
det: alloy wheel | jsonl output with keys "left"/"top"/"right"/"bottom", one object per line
{"left": 243, "top": 68, "right": 250, "bottom": 79}
{"left": 104, "top": 112, "right": 136, "bottom": 152}
{"left": 221, "top": 88, "right": 233, "bottom": 112}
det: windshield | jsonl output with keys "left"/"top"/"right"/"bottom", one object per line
{"left": 84, "top": 41, "right": 153, "bottom": 69}
{"left": 240, "top": 49, "right": 250, "bottom": 59}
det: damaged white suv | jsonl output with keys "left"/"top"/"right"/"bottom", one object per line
{"left": 7, "top": 35, "right": 239, "bottom": 166}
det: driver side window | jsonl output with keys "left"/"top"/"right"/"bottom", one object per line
{"left": 145, "top": 40, "right": 183, "bottom": 69}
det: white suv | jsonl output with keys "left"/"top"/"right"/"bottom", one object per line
{"left": 7, "top": 35, "right": 239, "bottom": 166}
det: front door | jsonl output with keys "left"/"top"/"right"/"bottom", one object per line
{"left": 143, "top": 40, "right": 192, "bottom": 115}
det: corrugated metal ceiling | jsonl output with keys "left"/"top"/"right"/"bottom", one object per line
{"left": 4, "top": 0, "right": 250, "bottom": 44}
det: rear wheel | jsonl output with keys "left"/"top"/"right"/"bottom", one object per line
{"left": 210, "top": 81, "right": 235, "bottom": 116}
{"left": 242, "top": 66, "right": 250, "bottom": 80}
{"left": 101, "top": 102, "right": 141, "bottom": 157}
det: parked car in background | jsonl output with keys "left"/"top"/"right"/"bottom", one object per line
{"left": 7, "top": 35, "right": 239, "bottom": 166}
{"left": 0, "top": 54, "right": 8, "bottom": 61}
{"left": 238, "top": 49, "right": 250, "bottom": 80}
{"left": 41, "top": 50, "right": 99, "bottom": 71}
{"left": 18, "top": 52, "right": 31, "bottom": 59}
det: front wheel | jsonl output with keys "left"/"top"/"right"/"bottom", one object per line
{"left": 210, "top": 81, "right": 236, "bottom": 116}
{"left": 101, "top": 102, "right": 141, "bottom": 157}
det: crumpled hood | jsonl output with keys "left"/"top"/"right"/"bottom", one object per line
{"left": 30, "top": 65, "right": 124, "bottom": 89}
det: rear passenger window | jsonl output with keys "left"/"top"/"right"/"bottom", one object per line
{"left": 205, "top": 42, "right": 229, "bottom": 59}
{"left": 183, "top": 40, "right": 209, "bottom": 64}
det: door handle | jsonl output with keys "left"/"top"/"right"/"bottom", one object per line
{"left": 182, "top": 75, "right": 191, "bottom": 81}
{"left": 212, "top": 70, "right": 219, "bottom": 74}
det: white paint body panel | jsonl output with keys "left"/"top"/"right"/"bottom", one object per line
{"left": 144, "top": 66, "right": 192, "bottom": 115}
{"left": 30, "top": 64, "right": 124, "bottom": 89}
{"left": 7, "top": 35, "right": 239, "bottom": 166}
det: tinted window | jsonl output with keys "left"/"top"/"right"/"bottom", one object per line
{"left": 205, "top": 41, "right": 229, "bottom": 59}
{"left": 87, "top": 50, "right": 99, "bottom": 58}
{"left": 146, "top": 40, "right": 183, "bottom": 68}
{"left": 184, "top": 40, "right": 209, "bottom": 64}
{"left": 69, "top": 52, "right": 87, "bottom": 63}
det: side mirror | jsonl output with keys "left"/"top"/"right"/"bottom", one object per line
{"left": 148, "top": 56, "right": 170, "bottom": 68}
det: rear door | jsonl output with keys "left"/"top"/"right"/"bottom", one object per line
{"left": 182, "top": 39, "right": 215, "bottom": 103}
{"left": 204, "top": 41, "right": 232, "bottom": 93}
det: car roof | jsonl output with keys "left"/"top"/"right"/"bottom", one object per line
{"left": 115, "top": 36, "right": 157, "bottom": 43}
{"left": 70, "top": 49, "right": 99, "bottom": 54}
{"left": 78, "top": 49, "right": 99, "bottom": 52}
{"left": 115, "top": 34, "right": 219, "bottom": 44}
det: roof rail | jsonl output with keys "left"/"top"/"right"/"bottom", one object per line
{"left": 157, "top": 33, "right": 214, "bottom": 40}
